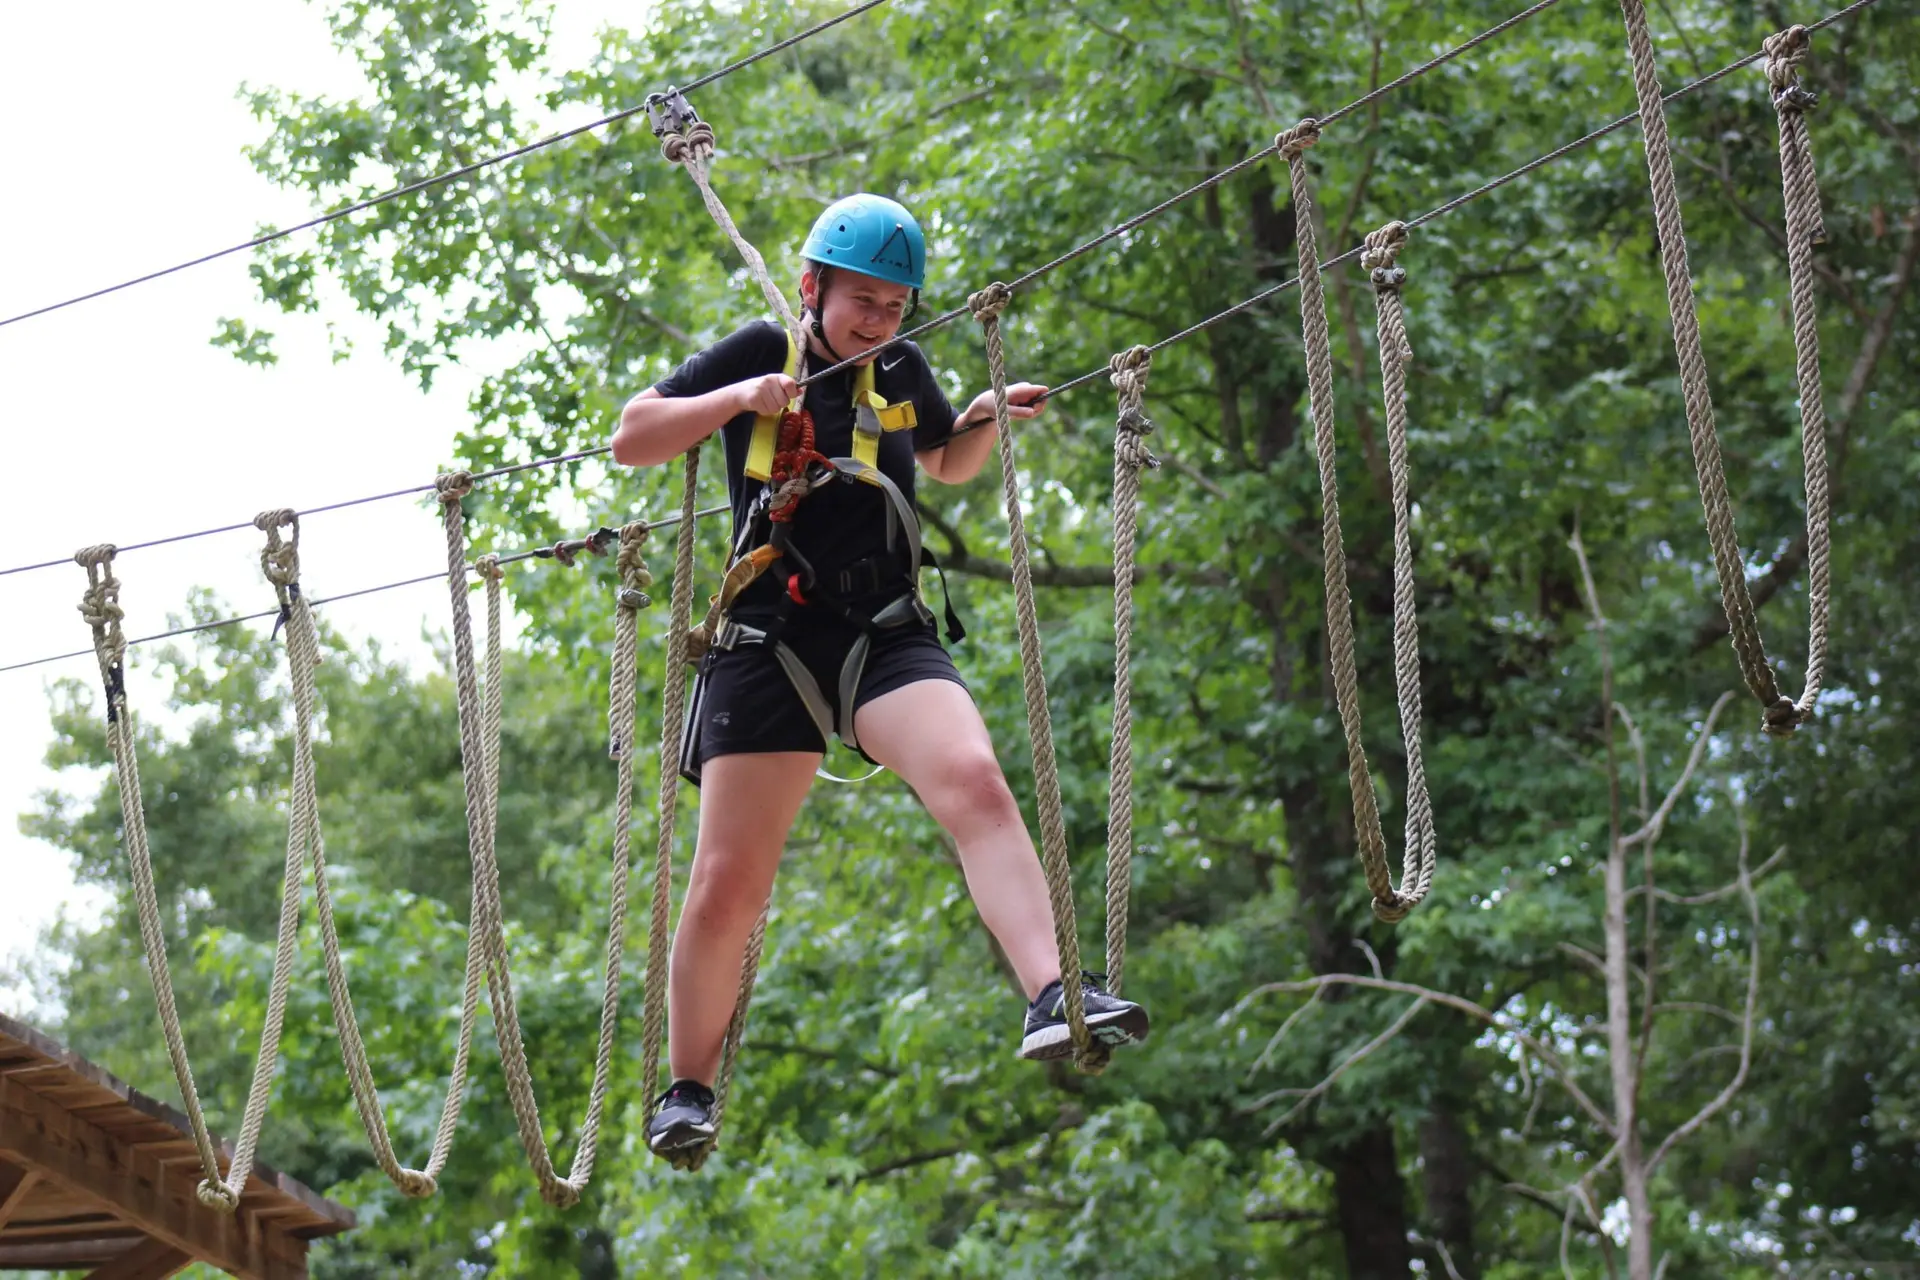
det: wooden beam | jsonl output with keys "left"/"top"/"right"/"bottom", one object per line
{"left": 0, "top": 1160, "right": 40, "bottom": 1230}
{"left": 0, "top": 1079, "right": 307, "bottom": 1280}
{"left": 0, "top": 1235, "right": 137, "bottom": 1267}
{"left": 85, "top": 1237, "right": 195, "bottom": 1280}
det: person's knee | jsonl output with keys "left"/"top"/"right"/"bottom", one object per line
{"left": 682, "top": 845, "right": 775, "bottom": 939}
{"left": 924, "top": 748, "right": 1020, "bottom": 827}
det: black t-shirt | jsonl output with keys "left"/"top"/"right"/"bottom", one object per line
{"left": 653, "top": 321, "right": 960, "bottom": 587}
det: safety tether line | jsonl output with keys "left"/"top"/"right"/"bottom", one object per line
{"left": 1616, "top": 0, "right": 1824, "bottom": 736}
{"left": 1280, "top": 123, "right": 1431, "bottom": 923}
{"left": 267, "top": 513, "right": 487, "bottom": 1199}
{"left": 1104, "top": 346, "right": 1157, "bottom": 996}
{"left": 72, "top": 538, "right": 305, "bottom": 1212}
{"left": 654, "top": 105, "right": 802, "bottom": 338}
{"left": 969, "top": 282, "right": 1105, "bottom": 1073}
{"left": 436, "top": 472, "right": 634, "bottom": 1206}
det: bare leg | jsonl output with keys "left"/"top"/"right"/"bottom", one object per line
{"left": 854, "top": 680, "right": 1062, "bottom": 1000}
{"left": 667, "top": 750, "right": 818, "bottom": 1086}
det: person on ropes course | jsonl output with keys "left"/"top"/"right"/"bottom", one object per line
{"left": 612, "top": 193, "right": 1151, "bottom": 1159}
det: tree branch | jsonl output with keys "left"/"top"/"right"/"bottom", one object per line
{"left": 1236, "top": 974, "right": 1616, "bottom": 1136}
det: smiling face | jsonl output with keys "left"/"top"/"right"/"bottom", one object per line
{"left": 800, "top": 265, "right": 912, "bottom": 364}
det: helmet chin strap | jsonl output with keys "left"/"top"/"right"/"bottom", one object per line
{"left": 804, "top": 306, "right": 848, "bottom": 366}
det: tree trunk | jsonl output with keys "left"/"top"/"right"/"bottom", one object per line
{"left": 1606, "top": 825, "right": 1656, "bottom": 1279}
{"left": 1330, "top": 1125, "right": 1414, "bottom": 1279}
{"left": 1420, "top": 1106, "right": 1477, "bottom": 1277}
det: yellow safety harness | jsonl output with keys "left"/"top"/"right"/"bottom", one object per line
{"left": 743, "top": 329, "right": 918, "bottom": 481}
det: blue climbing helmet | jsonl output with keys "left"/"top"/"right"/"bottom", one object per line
{"left": 800, "top": 194, "right": 926, "bottom": 291}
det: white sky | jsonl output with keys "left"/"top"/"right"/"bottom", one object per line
{"left": 0, "top": 0, "right": 631, "bottom": 1014}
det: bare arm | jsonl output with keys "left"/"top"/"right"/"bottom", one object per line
{"left": 611, "top": 374, "right": 797, "bottom": 468}
{"left": 919, "top": 382, "right": 1048, "bottom": 485}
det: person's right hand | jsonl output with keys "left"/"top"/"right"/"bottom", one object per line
{"left": 734, "top": 373, "right": 800, "bottom": 416}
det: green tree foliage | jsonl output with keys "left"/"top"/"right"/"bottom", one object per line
{"left": 22, "top": 0, "right": 1919, "bottom": 1274}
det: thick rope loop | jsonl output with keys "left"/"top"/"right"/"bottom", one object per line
{"left": 1616, "top": 0, "right": 1826, "bottom": 737}
{"left": 1103, "top": 344, "right": 1156, "bottom": 996}
{"left": 973, "top": 287, "right": 1103, "bottom": 1071}
{"left": 475, "top": 553, "right": 504, "bottom": 583}
{"left": 257, "top": 513, "right": 482, "bottom": 1203}
{"left": 1284, "top": 140, "right": 1433, "bottom": 923}
{"left": 435, "top": 482, "right": 629, "bottom": 1207}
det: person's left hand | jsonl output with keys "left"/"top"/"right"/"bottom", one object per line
{"left": 969, "top": 383, "right": 1050, "bottom": 424}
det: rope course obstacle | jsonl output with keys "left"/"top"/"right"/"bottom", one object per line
{"left": 0, "top": 0, "right": 1873, "bottom": 1195}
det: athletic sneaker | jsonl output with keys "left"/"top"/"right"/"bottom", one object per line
{"left": 645, "top": 1079, "right": 716, "bottom": 1158}
{"left": 1019, "top": 971, "right": 1151, "bottom": 1061}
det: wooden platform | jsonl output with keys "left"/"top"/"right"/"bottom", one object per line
{"left": 0, "top": 1013, "right": 353, "bottom": 1278}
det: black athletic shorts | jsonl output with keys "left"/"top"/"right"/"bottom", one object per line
{"left": 689, "top": 605, "right": 968, "bottom": 777}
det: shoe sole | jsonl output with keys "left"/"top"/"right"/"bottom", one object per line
{"left": 647, "top": 1120, "right": 716, "bottom": 1156}
{"left": 1019, "top": 1006, "right": 1151, "bottom": 1061}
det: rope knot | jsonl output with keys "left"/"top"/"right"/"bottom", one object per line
{"left": 78, "top": 582, "right": 125, "bottom": 637}
{"left": 616, "top": 522, "right": 654, "bottom": 609}
{"left": 1108, "top": 345, "right": 1153, "bottom": 396}
{"left": 1762, "top": 695, "right": 1804, "bottom": 737}
{"left": 435, "top": 471, "right": 474, "bottom": 504}
{"left": 396, "top": 1169, "right": 438, "bottom": 1198}
{"left": 1371, "top": 894, "right": 1414, "bottom": 925}
{"left": 968, "top": 281, "right": 1013, "bottom": 324}
{"left": 74, "top": 546, "right": 127, "bottom": 661}
{"left": 195, "top": 1179, "right": 240, "bottom": 1214}
{"left": 254, "top": 510, "right": 301, "bottom": 588}
{"left": 475, "top": 554, "right": 504, "bottom": 583}
{"left": 1276, "top": 118, "right": 1321, "bottom": 160}
{"left": 1762, "top": 25, "right": 1811, "bottom": 93}
{"left": 1361, "top": 220, "right": 1410, "bottom": 286}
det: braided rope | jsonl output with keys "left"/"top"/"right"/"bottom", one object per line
{"left": 1281, "top": 124, "right": 1429, "bottom": 923}
{"left": 73, "top": 540, "right": 299, "bottom": 1211}
{"left": 435, "top": 473, "right": 629, "bottom": 1206}
{"left": 969, "top": 282, "right": 1103, "bottom": 1072}
{"left": 1762, "top": 23, "right": 1835, "bottom": 726}
{"left": 1616, "top": 0, "right": 1808, "bottom": 736}
{"left": 1363, "top": 224, "right": 1439, "bottom": 916}
{"left": 282, "top": 514, "right": 481, "bottom": 1199}
{"left": 1105, "top": 346, "right": 1157, "bottom": 996}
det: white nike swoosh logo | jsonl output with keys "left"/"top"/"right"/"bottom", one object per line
{"left": 880, "top": 353, "right": 906, "bottom": 371}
